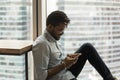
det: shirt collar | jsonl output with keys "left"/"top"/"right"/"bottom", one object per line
{"left": 44, "top": 30, "right": 57, "bottom": 42}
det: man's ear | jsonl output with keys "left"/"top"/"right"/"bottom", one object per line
{"left": 47, "top": 24, "right": 54, "bottom": 30}
{"left": 47, "top": 24, "right": 54, "bottom": 32}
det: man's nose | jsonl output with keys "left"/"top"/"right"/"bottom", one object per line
{"left": 59, "top": 32, "right": 64, "bottom": 35}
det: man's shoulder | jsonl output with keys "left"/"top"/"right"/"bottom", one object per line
{"left": 33, "top": 35, "right": 49, "bottom": 47}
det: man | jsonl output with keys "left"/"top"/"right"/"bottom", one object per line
{"left": 32, "top": 10, "right": 117, "bottom": 80}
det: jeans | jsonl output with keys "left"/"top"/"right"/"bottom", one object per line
{"left": 70, "top": 78, "right": 77, "bottom": 80}
{"left": 68, "top": 43, "right": 115, "bottom": 80}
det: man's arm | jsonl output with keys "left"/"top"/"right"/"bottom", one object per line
{"left": 32, "top": 42, "right": 50, "bottom": 80}
{"left": 47, "top": 62, "right": 66, "bottom": 79}
{"left": 47, "top": 53, "right": 81, "bottom": 79}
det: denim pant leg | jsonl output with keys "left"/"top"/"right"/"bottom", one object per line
{"left": 70, "top": 78, "right": 77, "bottom": 80}
{"left": 68, "top": 43, "right": 114, "bottom": 80}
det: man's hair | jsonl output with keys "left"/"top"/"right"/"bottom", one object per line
{"left": 46, "top": 10, "right": 70, "bottom": 27}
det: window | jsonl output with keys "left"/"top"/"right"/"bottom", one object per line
{"left": 0, "top": 0, "right": 33, "bottom": 40}
{"left": 47, "top": 0, "right": 120, "bottom": 80}
{"left": 0, "top": 0, "right": 33, "bottom": 80}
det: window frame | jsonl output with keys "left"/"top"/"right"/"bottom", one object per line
{"left": 32, "top": 0, "right": 47, "bottom": 41}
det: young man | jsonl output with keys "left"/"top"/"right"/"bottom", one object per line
{"left": 32, "top": 11, "right": 117, "bottom": 80}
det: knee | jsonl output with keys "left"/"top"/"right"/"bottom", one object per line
{"left": 80, "top": 43, "right": 95, "bottom": 54}
{"left": 82, "top": 43, "right": 96, "bottom": 55}
{"left": 82, "top": 43, "right": 93, "bottom": 48}
{"left": 76, "top": 43, "right": 95, "bottom": 55}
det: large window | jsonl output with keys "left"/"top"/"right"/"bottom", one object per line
{"left": 0, "top": 0, "right": 33, "bottom": 40}
{"left": 0, "top": 0, "right": 33, "bottom": 80}
{"left": 47, "top": 0, "right": 120, "bottom": 80}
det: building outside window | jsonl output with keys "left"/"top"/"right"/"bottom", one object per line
{"left": 47, "top": 0, "right": 120, "bottom": 80}
{"left": 0, "top": 0, "right": 32, "bottom": 40}
{"left": 0, "top": 0, "right": 33, "bottom": 80}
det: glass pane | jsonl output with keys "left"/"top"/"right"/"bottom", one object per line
{"left": 0, "top": 0, "right": 33, "bottom": 40}
{"left": 0, "top": 54, "right": 26, "bottom": 80}
{"left": 47, "top": 0, "right": 120, "bottom": 80}
{"left": 0, "top": 0, "right": 33, "bottom": 80}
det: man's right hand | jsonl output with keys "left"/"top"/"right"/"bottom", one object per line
{"left": 63, "top": 53, "right": 81, "bottom": 68}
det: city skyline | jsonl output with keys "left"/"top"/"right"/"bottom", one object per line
{"left": 0, "top": 0, "right": 32, "bottom": 40}
{"left": 0, "top": 0, "right": 32, "bottom": 80}
{"left": 56, "top": 0, "right": 120, "bottom": 80}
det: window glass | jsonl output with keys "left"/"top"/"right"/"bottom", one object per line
{"left": 47, "top": 0, "right": 120, "bottom": 80}
{"left": 0, "top": 0, "right": 33, "bottom": 80}
{"left": 0, "top": 0, "right": 32, "bottom": 40}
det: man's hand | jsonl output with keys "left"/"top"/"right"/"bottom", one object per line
{"left": 63, "top": 53, "right": 82, "bottom": 68}
{"left": 47, "top": 53, "right": 81, "bottom": 79}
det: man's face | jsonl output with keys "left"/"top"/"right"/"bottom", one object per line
{"left": 51, "top": 23, "right": 67, "bottom": 40}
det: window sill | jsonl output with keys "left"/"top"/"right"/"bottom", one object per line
{"left": 0, "top": 40, "right": 33, "bottom": 55}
